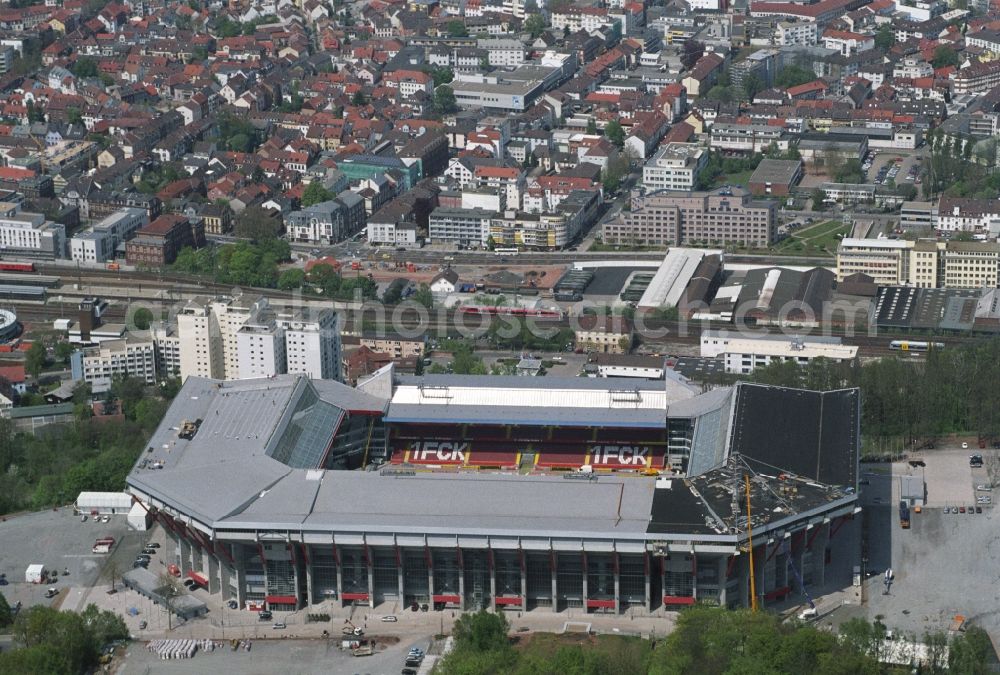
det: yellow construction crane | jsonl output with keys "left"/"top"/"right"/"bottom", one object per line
{"left": 745, "top": 473, "right": 759, "bottom": 613}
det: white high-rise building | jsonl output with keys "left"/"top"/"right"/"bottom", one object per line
{"left": 70, "top": 336, "right": 157, "bottom": 391}
{"left": 177, "top": 297, "right": 224, "bottom": 380}
{"left": 236, "top": 312, "right": 286, "bottom": 380}
{"left": 280, "top": 308, "right": 341, "bottom": 381}
{"left": 211, "top": 295, "right": 267, "bottom": 380}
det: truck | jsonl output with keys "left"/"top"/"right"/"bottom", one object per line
{"left": 899, "top": 500, "right": 911, "bottom": 529}
{"left": 352, "top": 642, "right": 374, "bottom": 657}
{"left": 350, "top": 260, "right": 361, "bottom": 270}
{"left": 25, "top": 564, "right": 45, "bottom": 584}
{"left": 92, "top": 536, "right": 115, "bottom": 554}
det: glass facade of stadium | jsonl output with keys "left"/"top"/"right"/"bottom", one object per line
{"left": 151, "top": 508, "right": 854, "bottom": 614}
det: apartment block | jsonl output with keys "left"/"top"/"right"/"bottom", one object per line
{"left": 642, "top": 144, "right": 708, "bottom": 192}
{"left": 605, "top": 187, "right": 776, "bottom": 247}
{"left": 428, "top": 207, "right": 494, "bottom": 247}
{"left": 70, "top": 336, "right": 157, "bottom": 391}
{"left": 280, "top": 308, "right": 341, "bottom": 381}
{"left": 836, "top": 238, "right": 912, "bottom": 286}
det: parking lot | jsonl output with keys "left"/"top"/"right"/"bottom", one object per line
{"left": 843, "top": 448, "right": 1000, "bottom": 640}
{"left": 0, "top": 507, "right": 149, "bottom": 614}
{"left": 117, "top": 635, "right": 433, "bottom": 675}
{"left": 865, "top": 150, "right": 924, "bottom": 195}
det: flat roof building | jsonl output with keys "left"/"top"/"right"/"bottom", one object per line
{"left": 748, "top": 159, "right": 803, "bottom": 196}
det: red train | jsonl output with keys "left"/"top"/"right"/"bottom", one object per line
{"left": 458, "top": 306, "right": 563, "bottom": 319}
{"left": 0, "top": 262, "right": 35, "bottom": 273}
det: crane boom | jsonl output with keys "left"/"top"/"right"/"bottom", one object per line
{"left": 745, "top": 474, "right": 758, "bottom": 612}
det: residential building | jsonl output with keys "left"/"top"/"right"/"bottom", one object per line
{"left": 641, "top": 144, "right": 708, "bottom": 192}
{"left": 428, "top": 207, "right": 494, "bottom": 247}
{"left": 952, "top": 61, "right": 1000, "bottom": 96}
{"left": 150, "top": 322, "right": 181, "bottom": 378}
{"left": 478, "top": 39, "right": 527, "bottom": 68}
{"left": 236, "top": 311, "right": 286, "bottom": 380}
{"left": 125, "top": 215, "right": 204, "bottom": 266}
{"left": 69, "top": 207, "right": 147, "bottom": 264}
{"left": 775, "top": 21, "right": 817, "bottom": 46}
{"left": 279, "top": 308, "right": 341, "bottom": 381}
{"left": 606, "top": 187, "right": 776, "bottom": 247}
{"left": 176, "top": 297, "right": 224, "bottom": 380}
{"left": 366, "top": 220, "right": 418, "bottom": 245}
{"left": 936, "top": 198, "right": 1000, "bottom": 234}
{"left": 574, "top": 315, "right": 633, "bottom": 354}
{"left": 700, "top": 331, "right": 858, "bottom": 375}
{"left": 710, "top": 124, "right": 786, "bottom": 154}
{"left": 0, "top": 201, "right": 66, "bottom": 258}
{"left": 286, "top": 200, "right": 352, "bottom": 245}
{"left": 70, "top": 336, "right": 158, "bottom": 390}
{"left": 358, "top": 333, "right": 425, "bottom": 359}
{"left": 450, "top": 75, "right": 546, "bottom": 112}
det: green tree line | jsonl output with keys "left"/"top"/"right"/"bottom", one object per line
{"left": 706, "top": 338, "right": 1000, "bottom": 452}
{"left": 437, "top": 607, "right": 993, "bottom": 674}
{"left": 0, "top": 377, "right": 177, "bottom": 515}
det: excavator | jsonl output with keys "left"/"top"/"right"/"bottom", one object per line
{"left": 341, "top": 619, "right": 364, "bottom": 636}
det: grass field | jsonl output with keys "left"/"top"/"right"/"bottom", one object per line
{"left": 774, "top": 219, "right": 848, "bottom": 256}
{"left": 713, "top": 169, "right": 753, "bottom": 187}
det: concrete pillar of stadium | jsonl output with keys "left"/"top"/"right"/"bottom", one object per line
{"left": 551, "top": 563, "right": 558, "bottom": 613}
{"left": 691, "top": 552, "right": 698, "bottom": 602}
{"left": 292, "top": 554, "right": 303, "bottom": 610}
{"left": 813, "top": 523, "right": 829, "bottom": 587}
{"left": 305, "top": 558, "right": 314, "bottom": 607}
{"left": 428, "top": 562, "right": 435, "bottom": 610}
{"left": 334, "top": 547, "right": 344, "bottom": 607}
{"left": 397, "top": 549, "right": 404, "bottom": 608}
{"left": 218, "top": 554, "right": 232, "bottom": 600}
{"left": 178, "top": 535, "right": 193, "bottom": 576}
{"left": 716, "top": 557, "right": 729, "bottom": 607}
{"left": 368, "top": 555, "right": 375, "bottom": 609}
{"left": 232, "top": 548, "right": 247, "bottom": 607}
{"left": 581, "top": 553, "right": 588, "bottom": 612}
{"left": 458, "top": 554, "right": 466, "bottom": 611}
{"left": 207, "top": 551, "right": 220, "bottom": 594}
{"left": 489, "top": 557, "right": 497, "bottom": 612}
{"left": 644, "top": 558, "right": 651, "bottom": 613}
{"left": 613, "top": 557, "right": 621, "bottom": 615}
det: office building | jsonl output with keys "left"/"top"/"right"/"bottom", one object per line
{"left": 70, "top": 207, "right": 148, "bottom": 264}
{"left": 0, "top": 201, "right": 65, "bottom": 258}
{"left": 641, "top": 144, "right": 708, "bottom": 192}
{"left": 428, "top": 207, "right": 494, "bottom": 247}
{"left": 700, "top": 330, "right": 858, "bottom": 375}
{"left": 836, "top": 238, "right": 1000, "bottom": 289}
{"left": 606, "top": 187, "right": 776, "bottom": 247}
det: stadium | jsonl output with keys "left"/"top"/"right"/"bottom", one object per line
{"left": 127, "top": 367, "right": 860, "bottom": 614}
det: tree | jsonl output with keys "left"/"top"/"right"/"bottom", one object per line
{"left": 234, "top": 206, "right": 282, "bottom": 241}
{"left": 351, "top": 90, "right": 367, "bottom": 106}
{"left": 586, "top": 117, "right": 598, "bottom": 135}
{"left": 680, "top": 39, "right": 705, "bottom": 70}
{"left": 412, "top": 283, "right": 433, "bottom": 308}
{"left": 706, "top": 85, "right": 734, "bottom": 103}
{"left": 277, "top": 268, "right": 305, "bottom": 290}
{"left": 70, "top": 57, "right": 98, "bottom": 78}
{"left": 67, "top": 107, "right": 83, "bottom": 126}
{"left": 524, "top": 14, "right": 546, "bottom": 39}
{"left": 433, "top": 85, "right": 457, "bottom": 114}
{"left": 446, "top": 20, "right": 468, "bottom": 37}
{"left": 931, "top": 45, "right": 959, "bottom": 69}
{"left": 301, "top": 181, "right": 333, "bottom": 207}
{"left": 605, "top": 119, "right": 625, "bottom": 148}
{"left": 874, "top": 24, "right": 895, "bottom": 51}
{"left": 428, "top": 65, "right": 454, "bottom": 87}
{"left": 450, "top": 609, "right": 511, "bottom": 652}
{"left": 24, "top": 341, "right": 46, "bottom": 379}
{"left": 949, "top": 626, "right": 993, "bottom": 674}
{"left": 812, "top": 188, "right": 827, "bottom": 211}
{"left": 742, "top": 72, "right": 764, "bottom": 100}
{"left": 775, "top": 64, "right": 816, "bottom": 89}
{"left": 227, "top": 132, "right": 251, "bottom": 152}
{"left": 53, "top": 341, "right": 74, "bottom": 365}
{"left": 0, "top": 592, "right": 11, "bottom": 627}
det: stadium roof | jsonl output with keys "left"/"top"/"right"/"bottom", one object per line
{"left": 384, "top": 374, "right": 699, "bottom": 427}
{"left": 128, "top": 377, "right": 859, "bottom": 547}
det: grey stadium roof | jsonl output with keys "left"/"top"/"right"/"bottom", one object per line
{"left": 127, "top": 376, "right": 859, "bottom": 546}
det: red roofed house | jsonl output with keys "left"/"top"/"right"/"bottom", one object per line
{"left": 474, "top": 165, "right": 526, "bottom": 207}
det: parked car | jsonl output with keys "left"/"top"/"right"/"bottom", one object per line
{"left": 272, "top": 622, "right": 287, "bottom": 630}
{"left": 139, "top": 620, "right": 147, "bottom": 629}
{"left": 44, "top": 588, "right": 58, "bottom": 598}
{"left": 145, "top": 542, "right": 161, "bottom": 549}
{"left": 381, "top": 615, "right": 398, "bottom": 622}
{"left": 259, "top": 610, "right": 273, "bottom": 621}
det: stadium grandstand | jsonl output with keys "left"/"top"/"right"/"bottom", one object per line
{"left": 127, "top": 367, "right": 860, "bottom": 615}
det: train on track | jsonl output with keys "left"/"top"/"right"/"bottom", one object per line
{"left": 458, "top": 306, "right": 563, "bottom": 319}
{"left": 0, "top": 262, "right": 35, "bottom": 273}
{"left": 889, "top": 340, "right": 945, "bottom": 352}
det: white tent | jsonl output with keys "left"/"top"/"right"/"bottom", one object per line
{"left": 25, "top": 563, "right": 45, "bottom": 583}
{"left": 75, "top": 491, "right": 133, "bottom": 515}
{"left": 127, "top": 502, "right": 151, "bottom": 531}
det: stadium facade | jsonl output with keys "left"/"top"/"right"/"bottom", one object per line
{"left": 127, "top": 366, "right": 860, "bottom": 614}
